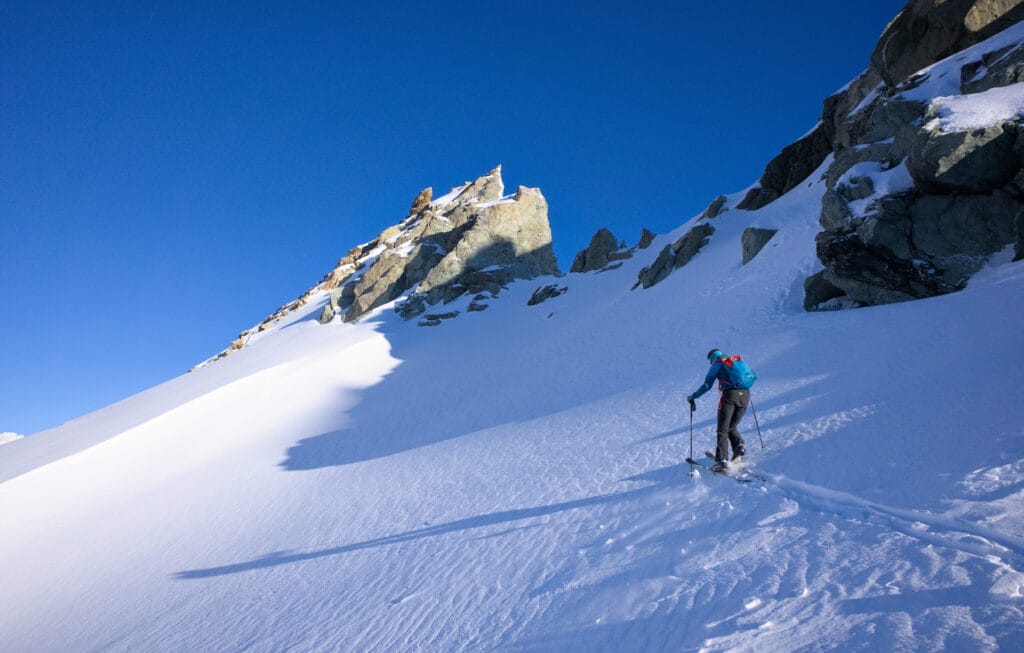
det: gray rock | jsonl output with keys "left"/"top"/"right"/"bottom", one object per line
{"left": 423, "top": 265, "right": 515, "bottom": 306}
{"left": 467, "top": 301, "right": 489, "bottom": 312}
{"left": 396, "top": 295, "right": 428, "bottom": 320}
{"left": 741, "top": 228, "right": 778, "bottom": 265}
{"left": 571, "top": 228, "right": 620, "bottom": 272}
{"left": 418, "top": 311, "right": 460, "bottom": 327}
{"left": 338, "top": 169, "right": 561, "bottom": 323}
{"left": 528, "top": 284, "right": 568, "bottom": 306}
{"left": 834, "top": 95, "right": 926, "bottom": 151}
{"left": 638, "top": 228, "right": 656, "bottom": 249}
{"left": 816, "top": 229, "right": 933, "bottom": 305}
{"left": 635, "top": 224, "right": 715, "bottom": 289}
{"left": 318, "top": 303, "right": 335, "bottom": 324}
{"left": 803, "top": 270, "right": 847, "bottom": 311}
{"left": 910, "top": 191, "right": 1020, "bottom": 259}
{"left": 409, "top": 187, "right": 433, "bottom": 214}
{"left": 838, "top": 176, "right": 875, "bottom": 203}
{"left": 737, "top": 123, "right": 833, "bottom": 210}
{"left": 423, "top": 311, "right": 460, "bottom": 321}
{"left": 635, "top": 245, "right": 677, "bottom": 290}
{"left": 858, "top": 206, "right": 914, "bottom": 260}
{"left": 961, "top": 42, "right": 1024, "bottom": 93}
{"left": 672, "top": 224, "right": 715, "bottom": 269}
{"left": 820, "top": 189, "right": 856, "bottom": 233}
{"left": 736, "top": 186, "right": 781, "bottom": 211}
{"left": 815, "top": 188, "right": 1022, "bottom": 305}
{"left": 907, "top": 120, "right": 1021, "bottom": 193}
{"left": 318, "top": 287, "right": 345, "bottom": 324}
{"left": 822, "top": 68, "right": 884, "bottom": 143}
{"left": 869, "top": 0, "right": 1024, "bottom": 87}
{"left": 826, "top": 142, "right": 899, "bottom": 189}
{"left": 700, "top": 195, "right": 728, "bottom": 220}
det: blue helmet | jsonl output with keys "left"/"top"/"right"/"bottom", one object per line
{"left": 707, "top": 349, "right": 724, "bottom": 363}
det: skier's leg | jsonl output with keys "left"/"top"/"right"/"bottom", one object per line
{"left": 727, "top": 389, "right": 749, "bottom": 457}
{"left": 716, "top": 399, "right": 736, "bottom": 462}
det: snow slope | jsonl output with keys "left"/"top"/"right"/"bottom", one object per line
{"left": 2, "top": 148, "right": 1023, "bottom": 651}
{"left": 7, "top": 23, "right": 1024, "bottom": 647}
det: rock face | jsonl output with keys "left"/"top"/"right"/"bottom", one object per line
{"left": 200, "top": 167, "right": 561, "bottom": 365}
{"left": 570, "top": 228, "right": 620, "bottom": 272}
{"left": 634, "top": 224, "right": 714, "bottom": 289}
{"left": 737, "top": 125, "right": 834, "bottom": 211}
{"left": 571, "top": 227, "right": 655, "bottom": 273}
{"left": 810, "top": 9, "right": 1024, "bottom": 308}
{"left": 700, "top": 195, "right": 729, "bottom": 220}
{"left": 527, "top": 284, "right": 568, "bottom": 306}
{"left": 638, "top": 228, "right": 657, "bottom": 249}
{"left": 341, "top": 167, "right": 560, "bottom": 322}
{"left": 870, "top": 0, "right": 1024, "bottom": 87}
{"left": 738, "top": 1, "right": 1024, "bottom": 214}
{"left": 741, "top": 228, "right": 778, "bottom": 264}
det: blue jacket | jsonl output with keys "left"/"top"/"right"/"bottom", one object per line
{"left": 691, "top": 360, "right": 733, "bottom": 399}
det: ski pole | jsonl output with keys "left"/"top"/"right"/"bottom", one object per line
{"left": 751, "top": 397, "right": 765, "bottom": 449}
{"left": 689, "top": 406, "right": 694, "bottom": 462}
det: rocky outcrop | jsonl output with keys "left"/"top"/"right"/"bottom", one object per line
{"left": 528, "top": 284, "right": 568, "bottom": 306}
{"left": 700, "top": 195, "right": 728, "bottom": 220}
{"left": 638, "top": 228, "right": 656, "bottom": 249}
{"left": 737, "top": 124, "right": 834, "bottom": 211}
{"left": 870, "top": 0, "right": 1024, "bottom": 87}
{"left": 809, "top": 9, "right": 1024, "bottom": 308}
{"left": 200, "top": 167, "right": 561, "bottom": 365}
{"left": 347, "top": 169, "right": 560, "bottom": 321}
{"left": 741, "top": 228, "right": 778, "bottom": 264}
{"left": 739, "top": 2, "right": 1024, "bottom": 214}
{"left": 907, "top": 120, "right": 1021, "bottom": 192}
{"left": 571, "top": 227, "right": 656, "bottom": 273}
{"left": 634, "top": 224, "right": 714, "bottom": 289}
{"left": 962, "top": 40, "right": 1024, "bottom": 92}
{"left": 803, "top": 271, "right": 847, "bottom": 311}
{"left": 571, "top": 228, "right": 620, "bottom": 272}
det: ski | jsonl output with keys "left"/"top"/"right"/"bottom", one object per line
{"left": 686, "top": 451, "right": 766, "bottom": 483}
{"left": 685, "top": 457, "right": 756, "bottom": 483}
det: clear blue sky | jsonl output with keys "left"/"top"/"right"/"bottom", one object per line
{"left": 1, "top": 1, "right": 906, "bottom": 435}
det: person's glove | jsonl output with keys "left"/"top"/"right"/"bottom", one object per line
{"left": 687, "top": 396, "right": 696, "bottom": 412}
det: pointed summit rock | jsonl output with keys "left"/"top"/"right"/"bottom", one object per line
{"left": 198, "top": 167, "right": 561, "bottom": 366}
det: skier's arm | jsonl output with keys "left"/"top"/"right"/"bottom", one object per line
{"left": 689, "top": 363, "right": 721, "bottom": 401}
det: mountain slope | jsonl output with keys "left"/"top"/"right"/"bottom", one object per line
{"left": 3, "top": 148, "right": 1023, "bottom": 650}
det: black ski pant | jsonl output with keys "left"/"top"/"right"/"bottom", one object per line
{"left": 716, "top": 388, "right": 749, "bottom": 462}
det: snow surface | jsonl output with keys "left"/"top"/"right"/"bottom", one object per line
{"left": 0, "top": 432, "right": 23, "bottom": 445}
{"left": 2, "top": 152, "right": 1023, "bottom": 651}
{"left": 927, "top": 82, "right": 1024, "bottom": 132}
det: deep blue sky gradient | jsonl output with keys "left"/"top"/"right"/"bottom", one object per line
{"left": 1, "top": 1, "right": 906, "bottom": 434}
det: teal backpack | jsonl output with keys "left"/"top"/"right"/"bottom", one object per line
{"left": 719, "top": 355, "right": 757, "bottom": 389}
